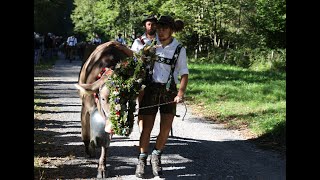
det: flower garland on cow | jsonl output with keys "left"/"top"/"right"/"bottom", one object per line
{"left": 106, "top": 40, "right": 158, "bottom": 136}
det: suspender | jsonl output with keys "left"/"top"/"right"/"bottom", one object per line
{"left": 164, "top": 44, "right": 183, "bottom": 91}
{"left": 139, "top": 36, "right": 145, "bottom": 45}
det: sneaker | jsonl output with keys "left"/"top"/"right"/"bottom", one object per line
{"left": 135, "top": 157, "right": 146, "bottom": 178}
{"left": 150, "top": 154, "right": 163, "bottom": 176}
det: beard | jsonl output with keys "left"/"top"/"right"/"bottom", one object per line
{"left": 147, "top": 29, "right": 156, "bottom": 36}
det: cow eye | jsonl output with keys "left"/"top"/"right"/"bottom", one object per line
{"left": 101, "top": 97, "right": 109, "bottom": 103}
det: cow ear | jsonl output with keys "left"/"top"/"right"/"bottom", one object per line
{"left": 74, "top": 75, "right": 108, "bottom": 95}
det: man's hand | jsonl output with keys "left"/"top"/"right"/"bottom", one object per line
{"left": 174, "top": 95, "right": 184, "bottom": 103}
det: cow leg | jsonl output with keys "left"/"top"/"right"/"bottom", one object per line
{"left": 81, "top": 106, "right": 92, "bottom": 157}
{"left": 97, "top": 146, "right": 107, "bottom": 178}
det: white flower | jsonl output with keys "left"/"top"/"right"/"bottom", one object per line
{"left": 113, "top": 91, "right": 119, "bottom": 95}
{"left": 115, "top": 104, "right": 121, "bottom": 111}
{"left": 136, "top": 78, "right": 143, "bottom": 83}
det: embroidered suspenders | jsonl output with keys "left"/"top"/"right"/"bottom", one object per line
{"left": 145, "top": 43, "right": 183, "bottom": 92}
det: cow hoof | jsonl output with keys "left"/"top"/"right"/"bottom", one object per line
{"left": 97, "top": 170, "right": 107, "bottom": 179}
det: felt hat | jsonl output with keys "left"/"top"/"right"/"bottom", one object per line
{"left": 142, "top": 15, "right": 158, "bottom": 24}
{"left": 157, "top": 15, "right": 175, "bottom": 29}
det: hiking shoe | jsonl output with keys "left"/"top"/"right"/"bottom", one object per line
{"left": 150, "top": 154, "right": 163, "bottom": 176}
{"left": 135, "top": 158, "right": 146, "bottom": 178}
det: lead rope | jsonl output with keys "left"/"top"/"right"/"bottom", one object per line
{"left": 135, "top": 100, "right": 187, "bottom": 121}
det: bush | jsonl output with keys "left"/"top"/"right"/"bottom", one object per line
{"left": 188, "top": 47, "right": 286, "bottom": 72}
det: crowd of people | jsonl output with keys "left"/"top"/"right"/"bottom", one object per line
{"left": 34, "top": 32, "right": 64, "bottom": 64}
{"left": 34, "top": 31, "right": 132, "bottom": 65}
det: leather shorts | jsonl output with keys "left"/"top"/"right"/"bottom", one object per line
{"left": 138, "top": 83, "right": 177, "bottom": 115}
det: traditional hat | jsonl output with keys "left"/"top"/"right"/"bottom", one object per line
{"left": 142, "top": 15, "right": 158, "bottom": 24}
{"left": 157, "top": 15, "right": 174, "bottom": 28}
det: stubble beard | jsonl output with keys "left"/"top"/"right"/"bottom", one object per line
{"left": 147, "top": 29, "right": 156, "bottom": 36}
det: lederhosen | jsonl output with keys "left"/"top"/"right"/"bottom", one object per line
{"left": 139, "top": 44, "right": 183, "bottom": 115}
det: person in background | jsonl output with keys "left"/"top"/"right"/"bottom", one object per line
{"left": 131, "top": 14, "right": 158, "bottom": 133}
{"left": 91, "top": 33, "right": 102, "bottom": 45}
{"left": 66, "top": 34, "right": 78, "bottom": 62}
{"left": 116, "top": 33, "right": 126, "bottom": 45}
{"left": 135, "top": 15, "right": 189, "bottom": 178}
{"left": 34, "top": 32, "right": 42, "bottom": 64}
{"left": 44, "top": 33, "right": 53, "bottom": 59}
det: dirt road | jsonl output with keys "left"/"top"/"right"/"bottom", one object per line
{"left": 34, "top": 56, "right": 286, "bottom": 179}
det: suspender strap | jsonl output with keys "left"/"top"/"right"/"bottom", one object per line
{"left": 139, "top": 36, "right": 145, "bottom": 45}
{"left": 165, "top": 44, "right": 182, "bottom": 91}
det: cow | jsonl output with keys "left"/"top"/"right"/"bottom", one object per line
{"left": 74, "top": 41, "right": 135, "bottom": 178}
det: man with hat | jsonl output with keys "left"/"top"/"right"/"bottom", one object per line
{"left": 131, "top": 14, "right": 159, "bottom": 134}
{"left": 131, "top": 15, "right": 158, "bottom": 53}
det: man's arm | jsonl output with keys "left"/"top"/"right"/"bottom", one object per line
{"left": 175, "top": 74, "right": 188, "bottom": 103}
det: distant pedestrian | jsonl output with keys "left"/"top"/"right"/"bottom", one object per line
{"left": 66, "top": 35, "right": 78, "bottom": 62}
{"left": 34, "top": 32, "right": 42, "bottom": 64}
{"left": 91, "top": 33, "right": 102, "bottom": 45}
{"left": 116, "top": 33, "right": 126, "bottom": 45}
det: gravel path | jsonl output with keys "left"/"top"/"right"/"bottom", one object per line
{"left": 34, "top": 55, "right": 286, "bottom": 180}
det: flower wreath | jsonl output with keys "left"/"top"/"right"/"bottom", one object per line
{"left": 106, "top": 40, "right": 158, "bottom": 136}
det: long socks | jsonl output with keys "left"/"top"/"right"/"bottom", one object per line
{"left": 138, "top": 152, "right": 148, "bottom": 160}
{"left": 151, "top": 148, "right": 162, "bottom": 156}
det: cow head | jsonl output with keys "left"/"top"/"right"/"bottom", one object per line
{"left": 75, "top": 68, "right": 113, "bottom": 133}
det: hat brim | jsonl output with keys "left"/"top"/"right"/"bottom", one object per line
{"left": 142, "top": 18, "right": 157, "bottom": 24}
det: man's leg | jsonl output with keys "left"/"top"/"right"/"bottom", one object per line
{"left": 135, "top": 114, "right": 156, "bottom": 178}
{"left": 150, "top": 113, "right": 175, "bottom": 176}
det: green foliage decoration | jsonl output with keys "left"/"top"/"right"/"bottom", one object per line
{"left": 106, "top": 40, "right": 158, "bottom": 136}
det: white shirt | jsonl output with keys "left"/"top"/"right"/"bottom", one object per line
{"left": 67, "top": 36, "right": 77, "bottom": 46}
{"left": 92, "top": 37, "right": 101, "bottom": 44}
{"left": 116, "top": 37, "right": 126, "bottom": 45}
{"left": 131, "top": 33, "right": 159, "bottom": 53}
{"left": 152, "top": 38, "right": 189, "bottom": 84}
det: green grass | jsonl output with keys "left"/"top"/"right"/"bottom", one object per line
{"left": 186, "top": 63, "right": 286, "bottom": 147}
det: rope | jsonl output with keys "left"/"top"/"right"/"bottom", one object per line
{"left": 135, "top": 101, "right": 188, "bottom": 121}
